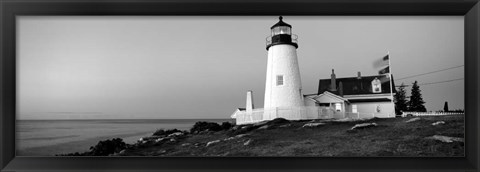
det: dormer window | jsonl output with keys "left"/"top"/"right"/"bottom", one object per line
{"left": 371, "top": 78, "right": 382, "bottom": 93}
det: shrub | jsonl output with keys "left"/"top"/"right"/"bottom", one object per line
{"left": 190, "top": 121, "right": 222, "bottom": 133}
{"left": 88, "top": 138, "right": 127, "bottom": 156}
{"left": 57, "top": 138, "right": 128, "bottom": 156}
{"left": 221, "top": 121, "right": 234, "bottom": 130}
{"left": 153, "top": 128, "right": 183, "bottom": 136}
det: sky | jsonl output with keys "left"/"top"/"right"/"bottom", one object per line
{"left": 17, "top": 16, "right": 464, "bottom": 120}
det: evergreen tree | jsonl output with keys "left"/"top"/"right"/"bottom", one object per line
{"left": 394, "top": 83, "right": 408, "bottom": 115}
{"left": 407, "top": 81, "right": 427, "bottom": 112}
{"left": 443, "top": 101, "right": 449, "bottom": 112}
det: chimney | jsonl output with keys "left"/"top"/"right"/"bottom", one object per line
{"left": 339, "top": 82, "right": 344, "bottom": 96}
{"left": 246, "top": 90, "right": 254, "bottom": 113}
{"left": 330, "top": 69, "right": 337, "bottom": 91}
{"left": 357, "top": 71, "right": 361, "bottom": 79}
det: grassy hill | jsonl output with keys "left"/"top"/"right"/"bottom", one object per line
{"left": 118, "top": 115, "right": 464, "bottom": 157}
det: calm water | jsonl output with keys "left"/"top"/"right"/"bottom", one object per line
{"left": 16, "top": 119, "right": 232, "bottom": 156}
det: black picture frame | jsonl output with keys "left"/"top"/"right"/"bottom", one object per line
{"left": 1, "top": 0, "right": 479, "bottom": 171}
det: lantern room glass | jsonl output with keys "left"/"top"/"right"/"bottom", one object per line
{"left": 271, "top": 26, "right": 291, "bottom": 36}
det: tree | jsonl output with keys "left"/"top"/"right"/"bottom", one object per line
{"left": 394, "top": 83, "right": 408, "bottom": 115}
{"left": 407, "top": 81, "right": 427, "bottom": 112}
{"left": 443, "top": 101, "right": 449, "bottom": 112}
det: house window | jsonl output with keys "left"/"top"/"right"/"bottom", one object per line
{"left": 276, "top": 75, "right": 284, "bottom": 86}
{"left": 319, "top": 103, "right": 329, "bottom": 107}
{"left": 352, "top": 105, "right": 358, "bottom": 113}
{"left": 335, "top": 103, "right": 342, "bottom": 112}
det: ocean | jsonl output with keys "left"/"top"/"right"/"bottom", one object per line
{"left": 16, "top": 119, "right": 232, "bottom": 156}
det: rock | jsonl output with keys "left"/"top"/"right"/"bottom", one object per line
{"left": 224, "top": 137, "right": 235, "bottom": 141}
{"left": 223, "top": 134, "right": 249, "bottom": 141}
{"left": 206, "top": 140, "right": 221, "bottom": 147}
{"left": 232, "top": 126, "right": 241, "bottom": 130}
{"left": 432, "top": 121, "right": 445, "bottom": 126}
{"left": 334, "top": 118, "right": 360, "bottom": 122}
{"left": 181, "top": 143, "right": 191, "bottom": 147}
{"left": 156, "top": 150, "right": 167, "bottom": 154}
{"left": 140, "top": 136, "right": 163, "bottom": 142}
{"left": 244, "top": 139, "right": 252, "bottom": 146}
{"left": 279, "top": 124, "right": 292, "bottom": 128}
{"left": 302, "top": 123, "right": 326, "bottom": 128}
{"left": 170, "top": 138, "right": 176, "bottom": 142}
{"left": 119, "top": 149, "right": 126, "bottom": 154}
{"left": 235, "top": 134, "right": 249, "bottom": 138}
{"left": 350, "top": 123, "right": 378, "bottom": 130}
{"left": 405, "top": 117, "right": 421, "bottom": 123}
{"left": 426, "top": 135, "right": 464, "bottom": 143}
{"left": 168, "top": 132, "right": 183, "bottom": 137}
{"left": 224, "top": 134, "right": 249, "bottom": 141}
{"left": 112, "top": 149, "right": 126, "bottom": 156}
{"left": 258, "top": 125, "right": 269, "bottom": 130}
{"left": 155, "top": 138, "right": 166, "bottom": 143}
{"left": 252, "top": 120, "right": 269, "bottom": 127}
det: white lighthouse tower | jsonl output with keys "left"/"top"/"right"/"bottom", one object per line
{"left": 263, "top": 16, "right": 304, "bottom": 120}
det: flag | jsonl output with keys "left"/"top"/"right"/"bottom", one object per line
{"left": 374, "top": 54, "right": 390, "bottom": 74}
{"left": 373, "top": 54, "right": 390, "bottom": 69}
{"left": 382, "top": 54, "right": 389, "bottom": 61}
{"left": 379, "top": 66, "right": 390, "bottom": 75}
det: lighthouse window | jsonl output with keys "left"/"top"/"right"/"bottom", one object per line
{"left": 276, "top": 75, "right": 284, "bottom": 86}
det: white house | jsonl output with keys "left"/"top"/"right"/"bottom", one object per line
{"left": 305, "top": 70, "right": 396, "bottom": 119}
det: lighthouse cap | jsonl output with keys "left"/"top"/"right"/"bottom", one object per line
{"left": 270, "top": 16, "right": 292, "bottom": 29}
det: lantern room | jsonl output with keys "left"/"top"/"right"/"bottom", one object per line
{"left": 266, "top": 16, "right": 298, "bottom": 50}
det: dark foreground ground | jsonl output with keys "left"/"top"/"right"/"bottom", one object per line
{"left": 113, "top": 115, "right": 464, "bottom": 157}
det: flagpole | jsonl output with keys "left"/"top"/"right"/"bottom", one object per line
{"left": 388, "top": 51, "right": 394, "bottom": 118}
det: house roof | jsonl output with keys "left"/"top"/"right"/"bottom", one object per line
{"left": 303, "top": 93, "right": 318, "bottom": 97}
{"left": 315, "top": 91, "right": 349, "bottom": 102}
{"left": 318, "top": 74, "right": 396, "bottom": 96}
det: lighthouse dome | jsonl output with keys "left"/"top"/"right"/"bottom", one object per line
{"left": 270, "top": 16, "right": 292, "bottom": 29}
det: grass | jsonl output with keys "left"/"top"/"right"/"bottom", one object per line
{"left": 120, "top": 115, "right": 464, "bottom": 157}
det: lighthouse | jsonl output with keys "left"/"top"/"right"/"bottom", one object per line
{"left": 263, "top": 16, "right": 304, "bottom": 120}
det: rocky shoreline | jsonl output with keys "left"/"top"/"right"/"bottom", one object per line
{"left": 59, "top": 115, "right": 465, "bottom": 157}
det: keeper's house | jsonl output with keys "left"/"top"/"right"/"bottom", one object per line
{"left": 304, "top": 70, "right": 396, "bottom": 118}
